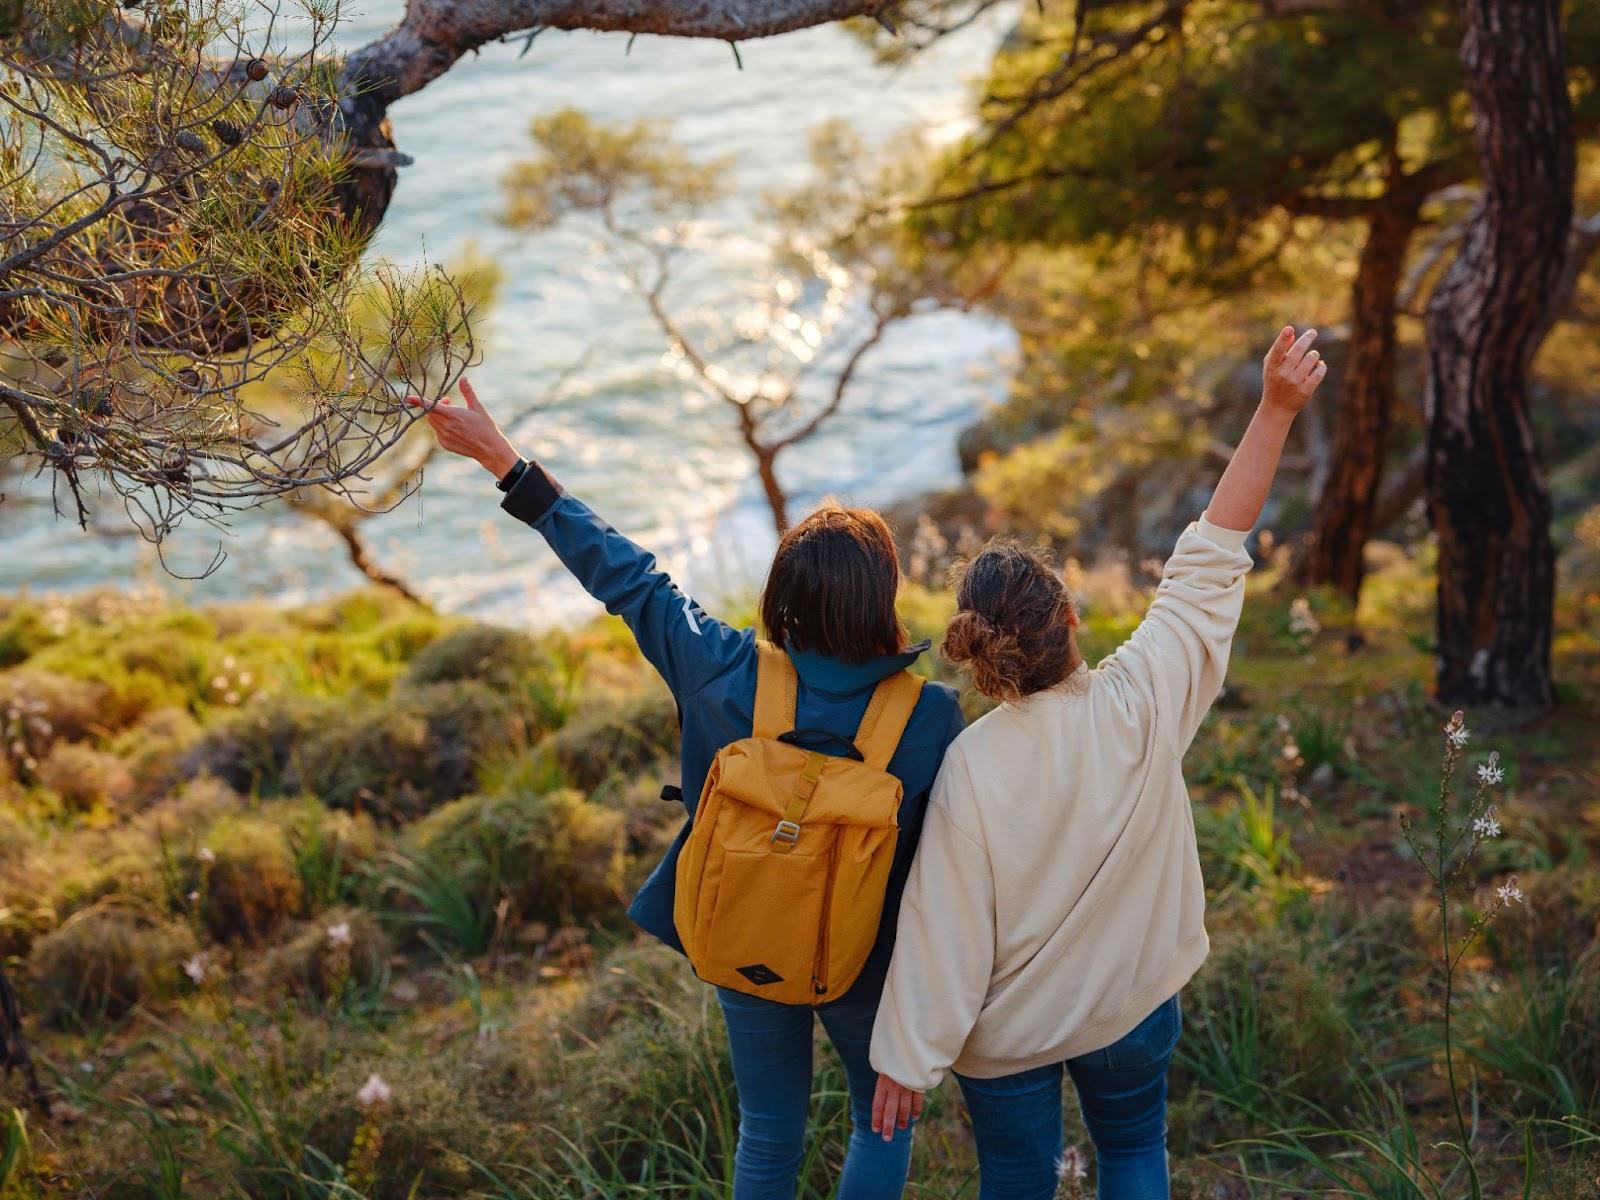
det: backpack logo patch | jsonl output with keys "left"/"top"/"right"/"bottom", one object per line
{"left": 736, "top": 963, "right": 784, "bottom": 987}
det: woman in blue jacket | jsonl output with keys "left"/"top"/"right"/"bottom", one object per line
{"left": 412, "top": 379, "right": 965, "bottom": 1200}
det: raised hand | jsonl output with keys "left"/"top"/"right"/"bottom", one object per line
{"left": 406, "top": 378, "right": 520, "bottom": 478}
{"left": 1261, "top": 326, "right": 1329, "bottom": 414}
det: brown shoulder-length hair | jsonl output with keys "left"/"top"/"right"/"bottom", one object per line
{"left": 760, "top": 503, "right": 907, "bottom": 664}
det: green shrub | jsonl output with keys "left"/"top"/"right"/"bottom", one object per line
{"left": 0, "top": 669, "right": 105, "bottom": 755}
{"left": 27, "top": 909, "right": 197, "bottom": 1026}
{"left": 1172, "top": 925, "right": 1360, "bottom": 1139}
{"left": 1469, "top": 949, "right": 1600, "bottom": 1123}
{"left": 109, "top": 706, "right": 203, "bottom": 803}
{"left": 536, "top": 944, "right": 741, "bottom": 1191}
{"left": 295, "top": 682, "right": 523, "bottom": 821}
{"left": 542, "top": 687, "right": 678, "bottom": 792}
{"left": 36, "top": 742, "right": 134, "bottom": 813}
{"left": 184, "top": 694, "right": 326, "bottom": 798}
{"left": 294, "top": 1046, "right": 536, "bottom": 1200}
{"left": 1484, "top": 860, "right": 1600, "bottom": 971}
{"left": 0, "top": 602, "right": 56, "bottom": 667}
{"left": 404, "top": 624, "right": 546, "bottom": 691}
{"left": 262, "top": 908, "right": 388, "bottom": 1003}
{"left": 199, "top": 815, "right": 304, "bottom": 942}
{"left": 277, "top": 801, "right": 380, "bottom": 913}
{"left": 113, "top": 621, "right": 216, "bottom": 700}
{"left": 394, "top": 788, "right": 626, "bottom": 950}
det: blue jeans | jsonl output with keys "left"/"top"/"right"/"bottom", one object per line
{"left": 956, "top": 994, "right": 1182, "bottom": 1200}
{"left": 718, "top": 988, "right": 914, "bottom": 1200}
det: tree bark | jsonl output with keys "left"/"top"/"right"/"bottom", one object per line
{"left": 330, "top": 521, "right": 428, "bottom": 606}
{"left": 754, "top": 447, "right": 791, "bottom": 534}
{"left": 1423, "top": 0, "right": 1573, "bottom": 715}
{"left": 0, "top": 962, "right": 46, "bottom": 1110}
{"left": 1294, "top": 184, "right": 1423, "bottom": 600}
{"left": 335, "top": 0, "right": 889, "bottom": 240}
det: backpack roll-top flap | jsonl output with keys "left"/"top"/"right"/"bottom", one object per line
{"left": 712, "top": 739, "right": 902, "bottom": 830}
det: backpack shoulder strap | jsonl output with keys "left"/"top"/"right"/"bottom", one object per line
{"left": 854, "top": 670, "right": 927, "bottom": 771}
{"left": 752, "top": 640, "right": 798, "bottom": 740}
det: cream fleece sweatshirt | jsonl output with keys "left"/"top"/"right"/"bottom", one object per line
{"left": 870, "top": 516, "right": 1254, "bottom": 1090}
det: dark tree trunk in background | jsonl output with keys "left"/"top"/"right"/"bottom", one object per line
{"left": 1423, "top": 0, "right": 1573, "bottom": 714}
{"left": 1295, "top": 175, "right": 1423, "bottom": 602}
{"left": 754, "top": 448, "right": 792, "bottom": 534}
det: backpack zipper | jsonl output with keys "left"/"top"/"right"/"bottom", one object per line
{"left": 812, "top": 837, "right": 841, "bottom": 999}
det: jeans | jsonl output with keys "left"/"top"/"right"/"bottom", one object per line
{"left": 955, "top": 994, "right": 1182, "bottom": 1200}
{"left": 718, "top": 988, "right": 914, "bottom": 1200}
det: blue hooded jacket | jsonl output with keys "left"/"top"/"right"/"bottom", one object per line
{"left": 502, "top": 464, "right": 965, "bottom": 1007}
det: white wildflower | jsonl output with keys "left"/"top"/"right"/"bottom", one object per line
{"left": 224, "top": 691, "right": 240, "bottom": 706}
{"left": 356, "top": 1073, "right": 393, "bottom": 1108}
{"left": 1288, "top": 596, "right": 1321, "bottom": 637}
{"left": 1496, "top": 878, "right": 1525, "bottom": 906}
{"left": 326, "top": 922, "right": 353, "bottom": 948}
{"left": 1445, "top": 712, "right": 1470, "bottom": 749}
{"left": 1472, "top": 808, "right": 1502, "bottom": 839}
{"left": 183, "top": 953, "right": 208, "bottom": 984}
{"left": 197, "top": 847, "right": 215, "bottom": 863}
{"left": 1476, "top": 753, "right": 1504, "bottom": 787}
{"left": 1282, "top": 742, "right": 1301, "bottom": 762}
{"left": 187, "top": 890, "right": 200, "bottom": 903}
{"left": 211, "top": 676, "right": 229, "bottom": 691}
{"left": 1056, "top": 1145, "right": 1087, "bottom": 1181}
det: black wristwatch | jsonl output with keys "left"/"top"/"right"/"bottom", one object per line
{"left": 496, "top": 458, "right": 528, "bottom": 493}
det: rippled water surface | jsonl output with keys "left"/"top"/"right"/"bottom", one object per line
{"left": 2, "top": 7, "right": 1014, "bottom": 626}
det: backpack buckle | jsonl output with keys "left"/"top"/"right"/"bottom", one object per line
{"left": 771, "top": 819, "right": 801, "bottom": 847}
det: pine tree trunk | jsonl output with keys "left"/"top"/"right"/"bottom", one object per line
{"left": 1423, "top": 0, "right": 1573, "bottom": 714}
{"left": 1295, "top": 188, "right": 1422, "bottom": 601}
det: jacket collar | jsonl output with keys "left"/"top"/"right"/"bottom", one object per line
{"left": 787, "top": 640, "right": 931, "bottom": 696}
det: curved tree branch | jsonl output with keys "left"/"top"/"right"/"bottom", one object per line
{"left": 343, "top": 0, "right": 891, "bottom": 111}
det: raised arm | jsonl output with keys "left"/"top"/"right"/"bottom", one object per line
{"left": 1097, "top": 326, "right": 1326, "bottom": 753}
{"left": 1207, "top": 325, "right": 1326, "bottom": 533}
{"left": 410, "top": 379, "right": 745, "bottom": 699}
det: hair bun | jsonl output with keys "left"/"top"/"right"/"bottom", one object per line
{"left": 942, "top": 539, "right": 1074, "bottom": 703}
{"left": 941, "top": 610, "right": 1027, "bottom": 703}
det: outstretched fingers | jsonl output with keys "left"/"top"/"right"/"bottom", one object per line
{"left": 1293, "top": 347, "right": 1324, "bottom": 387}
{"left": 1263, "top": 325, "right": 1295, "bottom": 368}
{"left": 1281, "top": 327, "right": 1318, "bottom": 374}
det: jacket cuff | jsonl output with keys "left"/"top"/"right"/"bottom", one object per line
{"left": 1196, "top": 512, "right": 1250, "bottom": 553}
{"left": 500, "top": 460, "right": 565, "bottom": 525}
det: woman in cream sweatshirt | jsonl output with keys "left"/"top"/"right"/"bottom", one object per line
{"left": 868, "top": 326, "right": 1329, "bottom": 1200}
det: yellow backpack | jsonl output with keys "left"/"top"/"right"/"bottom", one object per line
{"left": 673, "top": 641, "right": 925, "bottom": 1006}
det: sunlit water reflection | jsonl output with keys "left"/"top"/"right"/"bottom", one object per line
{"left": 1, "top": 5, "right": 1015, "bottom": 627}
